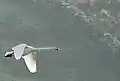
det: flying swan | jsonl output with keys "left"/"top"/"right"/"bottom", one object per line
{"left": 4, "top": 44, "right": 60, "bottom": 73}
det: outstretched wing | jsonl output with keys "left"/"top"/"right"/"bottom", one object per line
{"left": 12, "top": 44, "right": 27, "bottom": 60}
{"left": 22, "top": 52, "right": 37, "bottom": 73}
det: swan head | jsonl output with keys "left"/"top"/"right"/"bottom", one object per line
{"left": 53, "top": 47, "right": 60, "bottom": 51}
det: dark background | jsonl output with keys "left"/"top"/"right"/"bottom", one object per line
{"left": 1, "top": 0, "right": 120, "bottom": 81}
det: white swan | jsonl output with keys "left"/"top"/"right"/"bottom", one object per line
{"left": 5, "top": 44, "right": 60, "bottom": 73}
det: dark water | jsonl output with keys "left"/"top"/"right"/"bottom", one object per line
{"left": 1, "top": 0, "right": 120, "bottom": 81}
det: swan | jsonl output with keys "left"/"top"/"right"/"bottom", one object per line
{"left": 5, "top": 44, "right": 60, "bottom": 73}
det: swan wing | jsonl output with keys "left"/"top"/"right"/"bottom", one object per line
{"left": 22, "top": 52, "right": 37, "bottom": 73}
{"left": 12, "top": 44, "right": 27, "bottom": 60}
